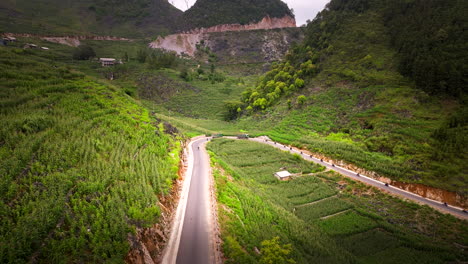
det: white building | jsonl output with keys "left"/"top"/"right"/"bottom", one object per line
{"left": 99, "top": 58, "right": 116, "bottom": 67}
{"left": 274, "top": 171, "right": 292, "bottom": 181}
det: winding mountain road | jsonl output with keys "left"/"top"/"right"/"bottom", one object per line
{"left": 249, "top": 137, "right": 468, "bottom": 220}
{"left": 163, "top": 135, "right": 466, "bottom": 264}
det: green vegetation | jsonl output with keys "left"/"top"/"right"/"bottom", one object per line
{"left": 180, "top": 0, "right": 293, "bottom": 30}
{"left": 220, "top": 0, "right": 468, "bottom": 193}
{"left": 1, "top": 0, "right": 466, "bottom": 261}
{"left": 140, "top": 68, "right": 255, "bottom": 120}
{"left": 208, "top": 138, "right": 467, "bottom": 263}
{"left": 0, "top": 45, "right": 181, "bottom": 262}
{"left": 72, "top": 45, "right": 96, "bottom": 60}
{"left": 259, "top": 237, "right": 295, "bottom": 264}
{"left": 238, "top": 61, "right": 313, "bottom": 112}
{"left": 0, "top": 0, "right": 182, "bottom": 37}
{"left": 384, "top": 0, "right": 467, "bottom": 96}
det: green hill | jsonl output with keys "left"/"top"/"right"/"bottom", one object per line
{"left": 227, "top": 0, "right": 467, "bottom": 193}
{"left": 0, "top": 0, "right": 183, "bottom": 37}
{"left": 179, "top": 0, "right": 294, "bottom": 30}
{"left": 0, "top": 44, "right": 181, "bottom": 262}
{"left": 0, "top": 0, "right": 466, "bottom": 263}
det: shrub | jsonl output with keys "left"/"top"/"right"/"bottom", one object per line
{"left": 260, "top": 237, "right": 295, "bottom": 264}
{"left": 297, "top": 95, "right": 307, "bottom": 105}
{"left": 72, "top": 45, "right": 96, "bottom": 60}
{"left": 224, "top": 101, "right": 244, "bottom": 120}
{"left": 180, "top": 68, "right": 190, "bottom": 81}
{"left": 146, "top": 50, "right": 177, "bottom": 70}
{"left": 136, "top": 49, "right": 148, "bottom": 63}
{"left": 294, "top": 78, "right": 305, "bottom": 88}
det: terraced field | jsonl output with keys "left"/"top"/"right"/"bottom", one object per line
{"left": 207, "top": 139, "right": 468, "bottom": 264}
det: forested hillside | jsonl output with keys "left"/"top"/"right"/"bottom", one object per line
{"left": 231, "top": 0, "right": 467, "bottom": 193}
{"left": 179, "top": 0, "right": 294, "bottom": 30}
{"left": 384, "top": 0, "right": 467, "bottom": 96}
{"left": 0, "top": 0, "right": 182, "bottom": 37}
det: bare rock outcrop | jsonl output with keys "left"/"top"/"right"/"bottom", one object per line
{"left": 149, "top": 15, "right": 296, "bottom": 57}
{"left": 183, "top": 15, "right": 296, "bottom": 34}
{"left": 150, "top": 33, "right": 203, "bottom": 56}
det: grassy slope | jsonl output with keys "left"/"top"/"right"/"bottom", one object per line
{"left": 0, "top": 45, "right": 180, "bottom": 262}
{"left": 121, "top": 1, "right": 466, "bottom": 195}
{"left": 208, "top": 139, "right": 467, "bottom": 263}
{"left": 234, "top": 5, "right": 467, "bottom": 193}
{"left": 143, "top": 10, "right": 466, "bottom": 193}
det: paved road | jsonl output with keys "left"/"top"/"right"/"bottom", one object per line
{"left": 249, "top": 137, "right": 468, "bottom": 220}
{"left": 164, "top": 135, "right": 466, "bottom": 264}
{"left": 176, "top": 138, "right": 216, "bottom": 264}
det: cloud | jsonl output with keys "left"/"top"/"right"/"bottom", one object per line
{"left": 284, "top": 0, "right": 330, "bottom": 26}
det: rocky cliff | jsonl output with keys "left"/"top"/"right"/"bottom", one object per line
{"left": 184, "top": 16, "right": 296, "bottom": 34}
{"left": 149, "top": 16, "right": 297, "bottom": 57}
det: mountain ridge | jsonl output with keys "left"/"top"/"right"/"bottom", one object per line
{"left": 0, "top": 0, "right": 295, "bottom": 38}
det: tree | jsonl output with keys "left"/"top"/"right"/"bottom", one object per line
{"left": 224, "top": 101, "right": 243, "bottom": 120}
{"left": 210, "top": 64, "right": 215, "bottom": 74}
{"left": 146, "top": 50, "right": 177, "bottom": 70}
{"left": 297, "top": 95, "right": 306, "bottom": 105}
{"left": 136, "top": 49, "right": 148, "bottom": 63}
{"left": 72, "top": 45, "right": 96, "bottom": 60}
{"left": 253, "top": 98, "right": 268, "bottom": 110}
{"left": 180, "top": 68, "right": 191, "bottom": 81}
{"left": 259, "top": 237, "right": 295, "bottom": 264}
{"left": 294, "top": 78, "right": 305, "bottom": 88}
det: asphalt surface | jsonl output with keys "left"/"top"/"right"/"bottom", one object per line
{"left": 168, "top": 135, "right": 466, "bottom": 264}
{"left": 249, "top": 137, "right": 468, "bottom": 220}
{"left": 176, "top": 138, "right": 215, "bottom": 264}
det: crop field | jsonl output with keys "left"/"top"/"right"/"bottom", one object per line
{"left": 0, "top": 46, "right": 180, "bottom": 262}
{"left": 208, "top": 139, "right": 468, "bottom": 263}
{"left": 138, "top": 68, "right": 256, "bottom": 120}
{"left": 296, "top": 197, "right": 353, "bottom": 221}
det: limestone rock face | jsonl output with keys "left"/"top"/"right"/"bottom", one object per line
{"left": 183, "top": 15, "right": 296, "bottom": 34}
{"left": 149, "top": 34, "right": 202, "bottom": 56}
{"left": 149, "top": 16, "right": 296, "bottom": 57}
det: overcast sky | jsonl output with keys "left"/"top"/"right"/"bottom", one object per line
{"left": 168, "top": 0, "right": 330, "bottom": 26}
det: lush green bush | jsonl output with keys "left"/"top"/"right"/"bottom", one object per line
{"left": 136, "top": 48, "right": 148, "bottom": 63}
{"left": 72, "top": 45, "right": 96, "bottom": 60}
{"left": 146, "top": 49, "right": 178, "bottom": 70}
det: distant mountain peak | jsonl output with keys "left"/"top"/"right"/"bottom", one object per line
{"left": 179, "top": 0, "right": 294, "bottom": 31}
